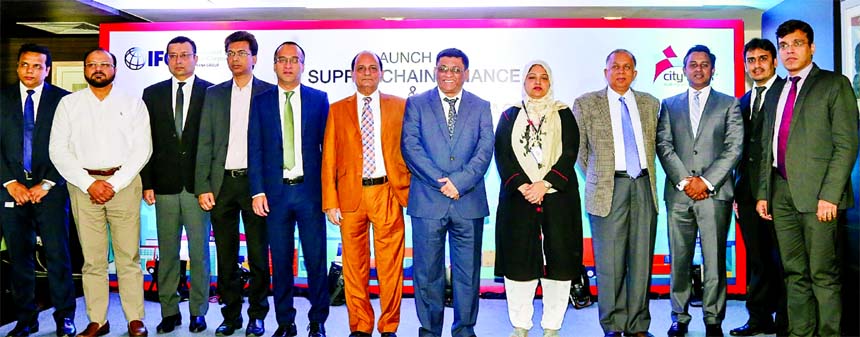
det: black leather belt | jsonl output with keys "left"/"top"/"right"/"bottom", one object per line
{"left": 283, "top": 176, "right": 304, "bottom": 185}
{"left": 86, "top": 166, "right": 121, "bottom": 176}
{"left": 362, "top": 176, "right": 388, "bottom": 186}
{"left": 225, "top": 169, "right": 247, "bottom": 177}
{"left": 614, "top": 169, "right": 648, "bottom": 179}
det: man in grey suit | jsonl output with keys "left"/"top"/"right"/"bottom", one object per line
{"left": 656, "top": 45, "right": 743, "bottom": 337}
{"left": 195, "top": 31, "right": 274, "bottom": 337}
{"left": 755, "top": 20, "right": 858, "bottom": 337}
{"left": 573, "top": 49, "right": 660, "bottom": 337}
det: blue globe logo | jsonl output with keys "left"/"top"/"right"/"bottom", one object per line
{"left": 124, "top": 47, "right": 145, "bottom": 70}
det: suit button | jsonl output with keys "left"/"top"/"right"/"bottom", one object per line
{"left": 450, "top": 156, "right": 455, "bottom": 161}
{"left": 693, "top": 150, "right": 698, "bottom": 155}
{"left": 692, "top": 170, "right": 697, "bottom": 174}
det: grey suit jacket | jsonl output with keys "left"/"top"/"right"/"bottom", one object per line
{"left": 656, "top": 88, "right": 743, "bottom": 204}
{"left": 195, "top": 77, "right": 275, "bottom": 198}
{"left": 574, "top": 87, "right": 660, "bottom": 217}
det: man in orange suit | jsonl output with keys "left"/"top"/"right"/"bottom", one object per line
{"left": 321, "top": 50, "right": 410, "bottom": 337}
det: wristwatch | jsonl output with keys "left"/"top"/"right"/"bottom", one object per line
{"left": 41, "top": 181, "right": 52, "bottom": 191}
{"left": 542, "top": 180, "right": 552, "bottom": 189}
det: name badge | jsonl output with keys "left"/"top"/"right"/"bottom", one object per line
{"left": 531, "top": 146, "right": 543, "bottom": 164}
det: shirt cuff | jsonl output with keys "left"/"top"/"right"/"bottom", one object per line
{"left": 252, "top": 193, "right": 265, "bottom": 199}
{"left": 43, "top": 179, "right": 56, "bottom": 186}
{"left": 700, "top": 176, "right": 715, "bottom": 192}
{"left": 2, "top": 180, "right": 15, "bottom": 187}
{"left": 675, "top": 178, "right": 689, "bottom": 191}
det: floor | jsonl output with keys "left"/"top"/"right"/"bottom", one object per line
{"left": 0, "top": 295, "right": 772, "bottom": 337}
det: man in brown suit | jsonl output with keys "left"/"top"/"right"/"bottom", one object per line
{"left": 321, "top": 51, "right": 410, "bottom": 337}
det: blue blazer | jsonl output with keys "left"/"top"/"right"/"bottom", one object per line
{"left": 248, "top": 84, "right": 329, "bottom": 203}
{"left": 401, "top": 87, "right": 494, "bottom": 219}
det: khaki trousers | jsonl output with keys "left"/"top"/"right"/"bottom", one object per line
{"left": 69, "top": 175, "right": 145, "bottom": 323}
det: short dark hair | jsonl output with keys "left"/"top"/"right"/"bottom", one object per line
{"left": 683, "top": 44, "right": 716, "bottom": 67}
{"left": 273, "top": 41, "right": 305, "bottom": 63}
{"left": 166, "top": 36, "right": 197, "bottom": 54}
{"left": 776, "top": 19, "right": 814, "bottom": 44}
{"left": 224, "top": 31, "right": 258, "bottom": 56}
{"left": 436, "top": 48, "right": 469, "bottom": 69}
{"left": 605, "top": 48, "right": 637, "bottom": 66}
{"left": 18, "top": 43, "right": 52, "bottom": 68}
{"left": 743, "top": 38, "right": 777, "bottom": 60}
{"left": 84, "top": 48, "right": 117, "bottom": 67}
{"left": 351, "top": 51, "right": 383, "bottom": 71}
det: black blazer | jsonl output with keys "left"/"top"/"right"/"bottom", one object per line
{"left": 0, "top": 82, "right": 69, "bottom": 197}
{"left": 736, "top": 76, "right": 784, "bottom": 200}
{"left": 141, "top": 76, "right": 213, "bottom": 194}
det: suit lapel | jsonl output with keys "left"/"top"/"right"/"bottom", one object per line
{"left": 594, "top": 89, "right": 615, "bottom": 159}
{"left": 379, "top": 93, "right": 394, "bottom": 160}
{"left": 694, "top": 91, "right": 717, "bottom": 140}
{"left": 789, "top": 65, "right": 819, "bottom": 137}
{"left": 675, "top": 93, "right": 695, "bottom": 142}
{"left": 450, "top": 90, "right": 472, "bottom": 148}
{"left": 428, "top": 88, "right": 451, "bottom": 146}
{"left": 300, "top": 85, "right": 310, "bottom": 143}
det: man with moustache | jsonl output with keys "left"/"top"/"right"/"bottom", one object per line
{"left": 729, "top": 38, "right": 787, "bottom": 337}
{"left": 248, "top": 41, "right": 329, "bottom": 337}
{"left": 401, "top": 48, "right": 494, "bottom": 337}
{"left": 141, "top": 36, "right": 213, "bottom": 334}
{"left": 756, "top": 20, "right": 858, "bottom": 337}
{"left": 321, "top": 51, "right": 410, "bottom": 337}
{"left": 573, "top": 49, "right": 660, "bottom": 337}
{"left": 656, "top": 45, "right": 743, "bottom": 337}
{"left": 0, "top": 43, "right": 75, "bottom": 337}
{"left": 195, "top": 31, "right": 274, "bottom": 337}
{"left": 49, "top": 48, "right": 152, "bottom": 337}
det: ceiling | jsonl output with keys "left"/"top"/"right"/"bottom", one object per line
{"left": 0, "top": 0, "right": 782, "bottom": 38}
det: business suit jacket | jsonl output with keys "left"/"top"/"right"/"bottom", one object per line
{"left": 195, "top": 77, "right": 274, "bottom": 197}
{"left": 401, "top": 87, "right": 494, "bottom": 220}
{"left": 756, "top": 64, "right": 858, "bottom": 211}
{"left": 574, "top": 87, "right": 660, "bottom": 217}
{"left": 0, "top": 82, "right": 69, "bottom": 192}
{"left": 321, "top": 92, "right": 410, "bottom": 212}
{"left": 657, "top": 88, "right": 744, "bottom": 204}
{"left": 736, "top": 77, "right": 784, "bottom": 201}
{"left": 141, "top": 76, "right": 212, "bottom": 194}
{"left": 247, "top": 84, "right": 328, "bottom": 202}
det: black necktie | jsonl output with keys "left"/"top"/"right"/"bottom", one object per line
{"left": 752, "top": 86, "right": 766, "bottom": 119}
{"left": 175, "top": 82, "right": 186, "bottom": 136}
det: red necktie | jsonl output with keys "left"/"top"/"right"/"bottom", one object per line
{"left": 777, "top": 76, "right": 801, "bottom": 179}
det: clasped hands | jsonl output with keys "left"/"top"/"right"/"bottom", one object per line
{"left": 518, "top": 181, "right": 548, "bottom": 205}
{"left": 682, "top": 176, "right": 710, "bottom": 201}
{"left": 5, "top": 181, "right": 49, "bottom": 205}
{"left": 438, "top": 177, "right": 460, "bottom": 200}
{"left": 87, "top": 180, "right": 115, "bottom": 204}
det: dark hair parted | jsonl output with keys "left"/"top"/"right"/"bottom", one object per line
{"left": 167, "top": 36, "right": 197, "bottom": 54}
{"left": 683, "top": 44, "right": 716, "bottom": 67}
{"left": 436, "top": 48, "right": 469, "bottom": 69}
{"left": 776, "top": 19, "right": 814, "bottom": 44}
{"left": 743, "top": 38, "right": 777, "bottom": 59}
{"left": 224, "top": 30, "right": 259, "bottom": 56}
{"left": 18, "top": 43, "right": 52, "bottom": 68}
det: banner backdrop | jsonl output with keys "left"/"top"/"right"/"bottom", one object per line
{"left": 101, "top": 18, "right": 746, "bottom": 294}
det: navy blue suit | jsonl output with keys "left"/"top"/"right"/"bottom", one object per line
{"left": 0, "top": 82, "right": 75, "bottom": 323}
{"left": 401, "top": 87, "right": 494, "bottom": 337}
{"left": 248, "top": 84, "right": 329, "bottom": 326}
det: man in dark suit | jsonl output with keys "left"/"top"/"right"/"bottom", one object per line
{"left": 755, "top": 20, "right": 859, "bottom": 337}
{"left": 248, "top": 41, "right": 329, "bottom": 337}
{"left": 0, "top": 43, "right": 75, "bottom": 337}
{"left": 141, "top": 36, "right": 213, "bottom": 334}
{"left": 656, "top": 45, "right": 743, "bottom": 337}
{"left": 401, "top": 48, "right": 494, "bottom": 337}
{"left": 195, "top": 31, "right": 274, "bottom": 337}
{"left": 729, "top": 38, "right": 787, "bottom": 337}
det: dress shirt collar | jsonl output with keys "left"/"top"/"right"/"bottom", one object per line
{"left": 172, "top": 74, "right": 196, "bottom": 88}
{"left": 357, "top": 90, "right": 380, "bottom": 103}
{"left": 19, "top": 81, "right": 44, "bottom": 99}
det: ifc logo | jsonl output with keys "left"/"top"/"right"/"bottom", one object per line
{"left": 124, "top": 47, "right": 146, "bottom": 70}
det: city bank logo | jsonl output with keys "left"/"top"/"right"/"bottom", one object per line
{"left": 653, "top": 45, "right": 686, "bottom": 85}
{"left": 123, "top": 47, "right": 166, "bottom": 70}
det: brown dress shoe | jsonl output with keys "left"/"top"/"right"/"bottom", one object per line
{"left": 76, "top": 321, "right": 110, "bottom": 337}
{"left": 128, "top": 320, "right": 148, "bottom": 337}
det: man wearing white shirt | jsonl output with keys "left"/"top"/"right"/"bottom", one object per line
{"left": 49, "top": 48, "right": 152, "bottom": 337}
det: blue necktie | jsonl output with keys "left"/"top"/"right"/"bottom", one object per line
{"left": 620, "top": 96, "right": 641, "bottom": 178}
{"left": 23, "top": 89, "right": 35, "bottom": 172}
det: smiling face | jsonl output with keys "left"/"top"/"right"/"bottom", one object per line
{"left": 524, "top": 64, "right": 550, "bottom": 99}
{"left": 744, "top": 48, "right": 777, "bottom": 85}
{"left": 604, "top": 51, "right": 637, "bottom": 94}
{"left": 352, "top": 52, "right": 381, "bottom": 96}
{"left": 17, "top": 51, "right": 49, "bottom": 89}
{"left": 778, "top": 29, "right": 814, "bottom": 75}
{"left": 436, "top": 56, "right": 468, "bottom": 97}
{"left": 684, "top": 51, "right": 714, "bottom": 90}
{"left": 274, "top": 44, "right": 304, "bottom": 90}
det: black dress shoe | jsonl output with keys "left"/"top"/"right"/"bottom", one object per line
{"left": 706, "top": 324, "right": 724, "bottom": 337}
{"left": 307, "top": 323, "right": 325, "bottom": 337}
{"left": 271, "top": 323, "right": 296, "bottom": 337}
{"left": 156, "top": 314, "right": 182, "bottom": 333}
{"left": 347, "top": 332, "right": 371, "bottom": 337}
{"left": 56, "top": 318, "right": 76, "bottom": 337}
{"left": 380, "top": 333, "right": 397, "bottom": 337}
{"left": 605, "top": 332, "right": 623, "bottom": 337}
{"left": 216, "top": 318, "right": 243, "bottom": 336}
{"left": 6, "top": 320, "right": 38, "bottom": 337}
{"left": 667, "top": 322, "right": 688, "bottom": 337}
{"left": 246, "top": 319, "right": 265, "bottom": 337}
{"left": 729, "top": 323, "right": 776, "bottom": 336}
{"left": 189, "top": 316, "right": 207, "bottom": 333}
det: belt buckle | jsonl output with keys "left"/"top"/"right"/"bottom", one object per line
{"left": 24, "top": 171, "right": 33, "bottom": 180}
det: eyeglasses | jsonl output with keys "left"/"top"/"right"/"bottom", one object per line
{"left": 18, "top": 62, "right": 45, "bottom": 71}
{"left": 275, "top": 56, "right": 302, "bottom": 65}
{"left": 167, "top": 52, "right": 195, "bottom": 61}
{"left": 85, "top": 62, "right": 114, "bottom": 69}
{"left": 778, "top": 40, "right": 807, "bottom": 50}
{"left": 609, "top": 64, "right": 634, "bottom": 72}
{"left": 226, "top": 50, "right": 252, "bottom": 58}
{"left": 436, "top": 65, "right": 463, "bottom": 74}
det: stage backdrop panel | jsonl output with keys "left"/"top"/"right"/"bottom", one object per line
{"left": 101, "top": 18, "right": 746, "bottom": 294}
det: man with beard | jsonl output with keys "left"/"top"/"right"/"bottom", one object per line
{"left": 49, "top": 48, "right": 152, "bottom": 337}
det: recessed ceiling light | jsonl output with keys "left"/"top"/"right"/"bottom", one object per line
{"left": 18, "top": 22, "right": 100, "bottom": 35}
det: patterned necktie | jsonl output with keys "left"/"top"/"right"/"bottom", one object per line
{"left": 283, "top": 91, "right": 295, "bottom": 170}
{"left": 23, "top": 89, "right": 35, "bottom": 172}
{"left": 360, "top": 96, "right": 376, "bottom": 177}
{"left": 175, "top": 82, "right": 186, "bottom": 136}
{"left": 444, "top": 97, "right": 458, "bottom": 138}
{"left": 752, "top": 85, "right": 766, "bottom": 119}
{"left": 777, "top": 76, "right": 801, "bottom": 179}
{"left": 619, "top": 97, "right": 641, "bottom": 178}
{"left": 690, "top": 90, "right": 702, "bottom": 135}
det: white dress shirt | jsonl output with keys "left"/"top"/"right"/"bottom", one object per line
{"left": 438, "top": 89, "right": 463, "bottom": 127}
{"left": 280, "top": 85, "right": 304, "bottom": 179}
{"left": 606, "top": 88, "right": 647, "bottom": 170}
{"left": 772, "top": 63, "right": 813, "bottom": 168}
{"left": 749, "top": 74, "right": 777, "bottom": 117}
{"left": 171, "top": 74, "right": 195, "bottom": 129}
{"left": 49, "top": 87, "right": 152, "bottom": 193}
{"left": 688, "top": 85, "right": 712, "bottom": 135}
{"left": 356, "top": 90, "right": 387, "bottom": 178}
{"left": 225, "top": 78, "right": 253, "bottom": 170}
